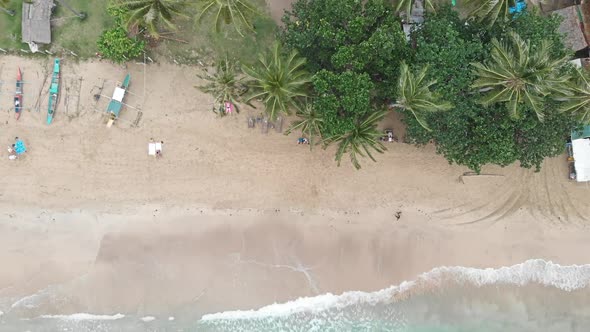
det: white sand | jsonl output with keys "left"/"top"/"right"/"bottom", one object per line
{"left": 0, "top": 56, "right": 590, "bottom": 317}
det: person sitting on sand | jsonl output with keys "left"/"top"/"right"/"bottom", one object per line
{"left": 297, "top": 138, "right": 309, "bottom": 144}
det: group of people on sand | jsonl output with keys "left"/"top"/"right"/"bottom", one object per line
{"left": 297, "top": 137, "right": 309, "bottom": 145}
{"left": 7, "top": 136, "right": 25, "bottom": 160}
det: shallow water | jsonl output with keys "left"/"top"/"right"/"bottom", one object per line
{"left": 2, "top": 259, "right": 590, "bottom": 331}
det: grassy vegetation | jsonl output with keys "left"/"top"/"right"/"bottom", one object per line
{"left": 152, "top": 13, "right": 277, "bottom": 66}
{"left": 0, "top": 0, "right": 277, "bottom": 65}
{"left": 148, "top": 0, "right": 278, "bottom": 66}
{"left": 0, "top": 0, "right": 23, "bottom": 50}
{"left": 50, "top": 0, "right": 113, "bottom": 57}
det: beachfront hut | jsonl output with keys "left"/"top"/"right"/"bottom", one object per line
{"left": 571, "top": 126, "right": 590, "bottom": 182}
{"left": 21, "top": 0, "right": 54, "bottom": 47}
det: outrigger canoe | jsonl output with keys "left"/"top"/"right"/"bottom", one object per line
{"left": 47, "top": 58, "right": 60, "bottom": 125}
{"left": 106, "top": 73, "right": 130, "bottom": 127}
{"left": 14, "top": 68, "right": 23, "bottom": 120}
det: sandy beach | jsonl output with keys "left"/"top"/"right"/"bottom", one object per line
{"left": 1, "top": 54, "right": 590, "bottom": 322}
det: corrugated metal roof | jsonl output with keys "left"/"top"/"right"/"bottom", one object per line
{"left": 21, "top": 0, "right": 54, "bottom": 44}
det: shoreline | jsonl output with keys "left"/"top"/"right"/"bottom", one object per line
{"left": 0, "top": 55, "right": 590, "bottom": 322}
{"left": 2, "top": 204, "right": 590, "bottom": 320}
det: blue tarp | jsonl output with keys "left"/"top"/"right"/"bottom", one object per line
{"left": 509, "top": 0, "right": 527, "bottom": 14}
{"left": 15, "top": 140, "right": 26, "bottom": 155}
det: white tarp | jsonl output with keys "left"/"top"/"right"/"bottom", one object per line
{"left": 113, "top": 87, "right": 125, "bottom": 102}
{"left": 572, "top": 138, "right": 590, "bottom": 182}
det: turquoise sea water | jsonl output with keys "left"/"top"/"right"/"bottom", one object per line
{"left": 2, "top": 260, "right": 590, "bottom": 331}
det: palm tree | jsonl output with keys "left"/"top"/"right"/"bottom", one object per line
{"left": 390, "top": 62, "right": 452, "bottom": 131}
{"left": 242, "top": 42, "right": 311, "bottom": 121}
{"left": 197, "top": 56, "right": 247, "bottom": 115}
{"left": 323, "top": 110, "right": 388, "bottom": 170}
{"left": 285, "top": 99, "right": 324, "bottom": 149}
{"left": 196, "top": 0, "right": 259, "bottom": 37}
{"left": 462, "top": 0, "right": 513, "bottom": 27}
{"left": 113, "top": 0, "right": 187, "bottom": 39}
{"left": 394, "top": 0, "right": 435, "bottom": 22}
{"left": 471, "top": 32, "right": 570, "bottom": 121}
{"left": 558, "top": 69, "right": 590, "bottom": 124}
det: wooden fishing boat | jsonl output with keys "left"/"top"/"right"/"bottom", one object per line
{"left": 106, "top": 73, "right": 131, "bottom": 127}
{"left": 14, "top": 68, "right": 23, "bottom": 120}
{"left": 47, "top": 58, "right": 60, "bottom": 125}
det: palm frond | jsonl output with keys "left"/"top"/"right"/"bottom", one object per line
{"left": 196, "top": 0, "right": 259, "bottom": 37}
{"left": 242, "top": 42, "right": 311, "bottom": 120}
{"left": 471, "top": 32, "right": 570, "bottom": 121}
{"left": 285, "top": 99, "right": 324, "bottom": 149}
{"left": 394, "top": 62, "right": 452, "bottom": 131}
{"left": 325, "top": 110, "right": 388, "bottom": 170}
{"left": 115, "top": 0, "right": 188, "bottom": 38}
{"left": 557, "top": 69, "right": 590, "bottom": 124}
{"left": 463, "top": 0, "right": 511, "bottom": 27}
{"left": 196, "top": 56, "right": 246, "bottom": 115}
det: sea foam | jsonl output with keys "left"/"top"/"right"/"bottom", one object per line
{"left": 40, "top": 313, "right": 125, "bottom": 320}
{"left": 201, "top": 259, "right": 590, "bottom": 321}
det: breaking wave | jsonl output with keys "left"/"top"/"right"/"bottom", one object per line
{"left": 202, "top": 259, "right": 590, "bottom": 321}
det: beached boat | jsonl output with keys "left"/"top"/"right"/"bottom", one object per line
{"left": 47, "top": 58, "right": 60, "bottom": 125}
{"left": 14, "top": 68, "right": 23, "bottom": 120}
{"left": 106, "top": 73, "right": 130, "bottom": 127}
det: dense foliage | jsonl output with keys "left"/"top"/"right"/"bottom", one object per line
{"left": 281, "top": 0, "right": 410, "bottom": 137}
{"left": 97, "top": 7, "right": 145, "bottom": 63}
{"left": 312, "top": 70, "right": 374, "bottom": 136}
{"left": 404, "top": 7, "right": 577, "bottom": 172}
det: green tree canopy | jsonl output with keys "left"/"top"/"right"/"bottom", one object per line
{"left": 280, "top": 0, "right": 410, "bottom": 101}
{"left": 312, "top": 70, "right": 375, "bottom": 137}
{"left": 404, "top": 7, "right": 577, "bottom": 172}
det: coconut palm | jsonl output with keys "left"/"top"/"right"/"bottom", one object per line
{"left": 394, "top": 0, "right": 435, "bottom": 22}
{"left": 391, "top": 62, "right": 452, "bottom": 131}
{"left": 196, "top": 0, "right": 259, "bottom": 37}
{"left": 285, "top": 99, "right": 324, "bottom": 149}
{"left": 197, "top": 57, "right": 247, "bottom": 116}
{"left": 558, "top": 69, "right": 590, "bottom": 124}
{"left": 113, "top": 0, "right": 187, "bottom": 38}
{"left": 471, "top": 32, "right": 570, "bottom": 121}
{"left": 242, "top": 42, "right": 311, "bottom": 121}
{"left": 323, "top": 110, "right": 388, "bottom": 170}
{"left": 462, "top": 0, "right": 513, "bottom": 27}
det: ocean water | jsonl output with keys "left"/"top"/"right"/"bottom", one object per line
{"left": 2, "top": 259, "right": 590, "bottom": 331}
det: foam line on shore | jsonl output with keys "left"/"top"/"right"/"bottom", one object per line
{"left": 201, "top": 259, "right": 590, "bottom": 321}
{"left": 39, "top": 313, "right": 125, "bottom": 320}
